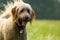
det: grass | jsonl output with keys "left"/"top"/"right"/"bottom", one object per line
{"left": 26, "top": 20, "right": 60, "bottom": 40}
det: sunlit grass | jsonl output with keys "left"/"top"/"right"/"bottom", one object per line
{"left": 26, "top": 20, "right": 60, "bottom": 40}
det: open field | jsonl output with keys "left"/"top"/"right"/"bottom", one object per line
{"left": 26, "top": 20, "right": 60, "bottom": 40}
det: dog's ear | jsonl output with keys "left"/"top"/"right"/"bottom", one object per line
{"left": 11, "top": 6, "right": 19, "bottom": 20}
{"left": 11, "top": 6, "right": 19, "bottom": 18}
{"left": 30, "top": 10, "right": 35, "bottom": 23}
{"left": 11, "top": 6, "right": 17, "bottom": 16}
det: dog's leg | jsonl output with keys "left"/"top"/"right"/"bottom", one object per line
{"left": 22, "top": 28, "right": 27, "bottom": 40}
{"left": 20, "top": 27, "right": 27, "bottom": 40}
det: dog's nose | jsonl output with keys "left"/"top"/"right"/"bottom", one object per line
{"left": 25, "top": 16, "right": 30, "bottom": 21}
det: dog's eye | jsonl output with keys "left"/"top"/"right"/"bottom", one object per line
{"left": 21, "top": 9, "right": 24, "bottom": 13}
{"left": 27, "top": 9, "right": 30, "bottom": 13}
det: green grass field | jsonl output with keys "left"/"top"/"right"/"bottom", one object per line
{"left": 26, "top": 20, "right": 60, "bottom": 40}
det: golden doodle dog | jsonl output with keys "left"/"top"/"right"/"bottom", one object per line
{"left": 0, "top": 0, "right": 35, "bottom": 40}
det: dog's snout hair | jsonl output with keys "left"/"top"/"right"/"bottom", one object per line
{"left": 0, "top": 0, "right": 35, "bottom": 40}
{"left": 19, "top": 11, "right": 31, "bottom": 21}
{"left": 25, "top": 15, "right": 30, "bottom": 20}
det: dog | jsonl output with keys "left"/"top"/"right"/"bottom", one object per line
{"left": 0, "top": 0, "right": 35, "bottom": 40}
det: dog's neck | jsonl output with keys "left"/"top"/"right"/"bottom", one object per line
{"left": 14, "top": 22, "right": 25, "bottom": 34}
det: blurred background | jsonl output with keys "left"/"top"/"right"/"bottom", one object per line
{"left": 0, "top": 0, "right": 60, "bottom": 40}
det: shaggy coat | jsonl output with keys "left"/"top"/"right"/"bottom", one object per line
{"left": 0, "top": 0, "right": 35, "bottom": 40}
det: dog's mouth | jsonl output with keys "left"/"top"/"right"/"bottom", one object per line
{"left": 18, "top": 18, "right": 30, "bottom": 26}
{"left": 17, "top": 18, "right": 30, "bottom": 33}
{"left": 20, "top": 21, "right": 27, "bottom": 26}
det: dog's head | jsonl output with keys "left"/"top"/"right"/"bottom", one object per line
{"left": 11, "top": 1, "right": 35, "bottom": 27}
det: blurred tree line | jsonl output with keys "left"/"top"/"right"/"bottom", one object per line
{"left": 0, "top": 0, "right": 60, "bottom": 19}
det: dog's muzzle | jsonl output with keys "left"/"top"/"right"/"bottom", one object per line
{"left": 18, "top": 16, "right": 31, "bottom": 27}
{"left": 24, "top": 15, "right": 30, "bottom": 22}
